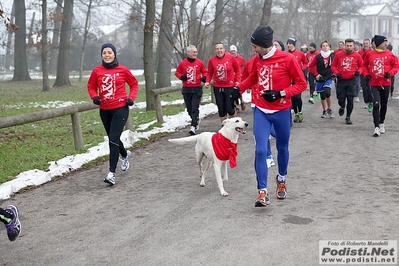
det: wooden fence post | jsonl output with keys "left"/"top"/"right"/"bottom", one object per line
{"left": 71, "top": 112, "right": 83, "bottom": 149}
{"left": 125, "top": 109, "right": 133, "bottom": 131}
{"left": 154, "top": 94, "right": 164, "bottom": 123}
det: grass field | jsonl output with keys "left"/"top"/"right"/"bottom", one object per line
{"left": 0, "top": 71, "right": 212, "bottom": 184}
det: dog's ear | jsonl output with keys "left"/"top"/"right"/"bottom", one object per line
{"left": 221, "top": 119, "right": 228, "bottom": 126}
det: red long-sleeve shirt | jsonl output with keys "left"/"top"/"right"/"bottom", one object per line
{"left": 288, "top": 49, "right": 308, "bottom": 70}
{"left": 175, "top": 58, "right": 207, "bottom": 87}
{"left": 87, "top": 64, "right": 138, "bottom": 110}
{"left": 206, "top": 53, "right": 241, "bottom": 87}
{"left": 331, "top": 51, "right": 363, "bottom": 80}
{"left": 238, "top": 50, "right": 307, "bottom": 111}
{"left": 361, "top": 49, "right": 399, "bottom": 86}
{"left": 306, "top": 50, "right": 320, "bottom": 75}
{"left": 234, "top": 55, "right": 246, "bottom": 71}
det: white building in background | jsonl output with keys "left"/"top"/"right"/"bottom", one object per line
{"left": 334, "top": 3, "right": 399, "bottom": 55}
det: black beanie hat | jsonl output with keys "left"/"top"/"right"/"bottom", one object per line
{"left": 287, "top": 37, "right": 296, "bottom": 46}
{"left": 309, "top": 42, "right": 317, "bottom": 49}
{"left": 373, "top": 35, "right": 387, "bottom": 48}
{"left": 276, "top": 40, "right": 285, "bottom": 51}
{"left": 251, "top": 26, "right": 274, "bottom": 48}
{"left": 101, "top": 43, "right": 117, "bottom": 56}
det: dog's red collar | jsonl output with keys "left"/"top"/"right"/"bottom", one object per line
{"left": 211, "top": 133, "right": 238, "bottom": 168}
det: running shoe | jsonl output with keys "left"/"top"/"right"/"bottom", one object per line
{"left": 104, "top": 172, "right": 116, "bottom": 185}
{"left": 255, "top": 190, "right": 270, "bottom": 207}
{"left": 327, "top": 108, "right": 334, "bottom": 118}
{"left": 293, "top": 114, "right": 299, "bottom": 122}
{"left": 266, "top": 155, "right": 276, "bottom": 168}
{"left": 275, "top": 176, "right": 287, "bottom": 199}
{"left": 189, "top": 126, "right": 196, "bottom": 135}
{"left": 354, "top": 97, "right": 360, "bottom": 102}
{"left": 373, "top": 127, "right": 380, "bottom": 137}
{"left": 339, "top": 107, "right": 345, "bottom": 116}
{"left": 5, "top": 205, "right": 21, "bottom": 241}
{"left": 368, "top": 102, "right": 373, "bottom": 113}
{"left": 321, "top": 111, "right": 327, "bottom": 118}
{"left": 379, "top": 124, "right": 385, "bottom": 134}
{"left": 298, "top": 112, "right": 304, "bottom": 122}
{"left": 120, "top": 150, "right": 131, "bottom": 171}
{"left": 308, "top": 97, "right": 314, "bottom": 104}
{"left": 345, "top": 117, "right": 352, "bottom": 124}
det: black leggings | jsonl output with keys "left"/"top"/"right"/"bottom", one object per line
{"left": 308, "top": 73, "right": 316, "bottom": 97}
{"left": 336, "top": 79, "right": 356, "bottom": 117}
{"left": 182, "top": 86, "right": 203, "bottom": 127}
{"left": 100, "top": 106, "right": 129, "bottom": 173}
{"left": 213, "top": 87, "right": 236, "bottom": 117}
{"left": 371, "top": 86, "right": 390, "bottom": 127}
{"left": 291, "top": 93, "right": 302, "bottom": 113}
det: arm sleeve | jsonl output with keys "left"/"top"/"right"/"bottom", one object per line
{"left": 87, "top": 70, "right": 98, "bottom": 99}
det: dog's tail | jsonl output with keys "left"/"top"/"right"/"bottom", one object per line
{"left": 168, "top": 135, "right": 199, "bottom": 145}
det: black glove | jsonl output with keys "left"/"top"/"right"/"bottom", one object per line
{"left": 200, "top": 76, "right": 206, "bottom": 83}
{"left": 93, "top": 96, "right": 101, "bottom": 105}
{"left": 230, "top": 86, "right": 240, "bottom": 100}
{"left": 365, "top": 74, "right": 371, "bottom": 83}
{"left": 261, "top": 90, "right": 281, "bottom": 102}
{"left": 384, "top": 72, "right": 391, "bottom": 78}
{"left": 180, "top": 74, "right": 188, "bottom": 81}
{"left": 336, "top": 73, "right": 342, "bottom": 79}
{"left": 354, "top": 71, "right": 360, "bottom": 77}
{"left": 127, "top": 98, "right": 134, "bottom": 106}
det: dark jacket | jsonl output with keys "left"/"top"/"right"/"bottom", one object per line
{"left": 314, "top": 53, "right": 334, "bottom": 81}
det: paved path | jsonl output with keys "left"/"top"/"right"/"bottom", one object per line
{"left": 1, "top": 90, "right": 399, "bottom": 266}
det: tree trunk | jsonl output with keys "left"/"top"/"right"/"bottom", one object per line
{"left": 12, "top": 0, "right": 31, "bottom": 81}
{"left": 260, "top": 0, "right": 273, "bottom": 26}
{"left": 53, "top": 0, "right": 73, "bottom": 87}
{"left": 155, "top": 0, "right": 174, "bottom": 89}
{"left": 78, "top": 0, "right": 92, "bottom": 82}
{"left": 5, "top": 1, "right": 15, "bottom": 71}
{"left": 49, "top": 0, "right": 63, "bottom": 75}
{"left": 28, "top": 12, "right": 35, "bottom": 47}
{"left": 212, "top": 0, "right": 224, "bottom": 46}
{"left": 189, "top": 0, "right": 198, "bottom": 46}
{"left": 42, "top": 0, "right": 50, "bottom": 91}
{"left": 144, "top": 0, "right": 156, "bottom": 111}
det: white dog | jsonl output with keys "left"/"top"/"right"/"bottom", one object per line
{"left": 168, "top": 117, "right": 249, "bottom": 196}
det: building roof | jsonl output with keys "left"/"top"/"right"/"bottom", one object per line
{"left": 359, "top": 4, "right": 386, "bottom": 16}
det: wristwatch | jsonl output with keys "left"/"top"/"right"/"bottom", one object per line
{"left": 280, "top": 90, "right": 286, "bottom": 98}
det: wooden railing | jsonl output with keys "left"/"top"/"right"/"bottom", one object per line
{"left": 0, "top": 102, "right": 133, "bottom": 150}
{"left": 150, "top": 85, "right": 182, "bottom": 123}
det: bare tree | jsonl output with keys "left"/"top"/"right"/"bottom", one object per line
{"left": 49, "top": 0, "right": 62, "bottom": 75}
{"left": 155, "top": 0, "right": 174, "bottom": 89}
{"left": 5, "top": 1, "right": 15, "bottom": 71}
{"left": 144, "top": 0, "right": 156, "bottom": 111}
{"left": 41, "top": 0, "right": 50, "bottom": 91}
{"left": 78, "top": 0, "right": 92, "bottom": 82}
{"left": 12, "top": 0, "right": 31, "bottom": 81}
{"left": 260, "top": 0, "right": 273, "bottom": 25}
{"left": 53, "top": 0, "right": 73, "bottom": 87}
{"left": 211, "top": 0, "right": 225, "bottom": 46}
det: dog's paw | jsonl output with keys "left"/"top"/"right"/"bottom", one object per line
{"left": 220, "top": 191, "right": 229, "bottom": 196}
{"left": 222, "top": 177, "right": 228, "bottom": 181}
{"left": 200, "top": 181, "right": 206, "bottom": 187}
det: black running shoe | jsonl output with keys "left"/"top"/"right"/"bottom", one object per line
{"left": 5, "top": 205, "right": 21, "bottom": 241}
{"left": 339, "top": 107, "right": 345, "bottom": 116}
